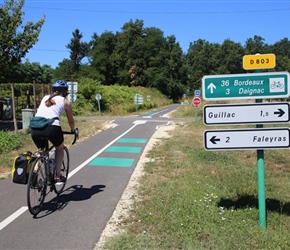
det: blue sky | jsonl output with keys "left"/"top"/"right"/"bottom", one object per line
{"left": 15, "top": 0, "right": 290, "bottom": 68}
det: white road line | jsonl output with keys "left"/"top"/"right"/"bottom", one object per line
{"left": 0, "top": 206, "right": 27, "bottom": 231}
{"left": 156, "top": 121, "right": 171, "bottom": 130}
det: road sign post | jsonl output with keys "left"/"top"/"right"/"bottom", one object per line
{"left": 134, "top": 94, "right": 144, "bottom": 112}
{"left": 95, "top": 93, "right": 102, "bottom": 116}
{"left": 202, "top": 55, "right": 286, "bottom": 229}
{"left": 67, "top": 82, "right": 78, "bottom": 106}
{"left": 192, "top": 96, "right": 201, "bottom": 122}
{"left": 202, "top": 72, "right": 290, "bottom": 101}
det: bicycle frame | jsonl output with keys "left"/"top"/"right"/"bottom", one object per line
{"left": 27, "top": 130, "right": 78, "bottom": 216}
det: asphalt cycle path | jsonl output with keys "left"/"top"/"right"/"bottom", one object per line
{"left": 0, "top": 104, "right": 183, "bottom": 250}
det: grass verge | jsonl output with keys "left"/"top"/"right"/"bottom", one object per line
{"left": 101, "top": 106, "right": 290, "bottom": 250}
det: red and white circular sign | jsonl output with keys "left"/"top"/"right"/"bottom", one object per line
{"left": 192, "top": 96, "right": 201, "bottom": 106}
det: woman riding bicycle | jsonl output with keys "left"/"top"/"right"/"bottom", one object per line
{"left": 30, "top": 80, "right": 77, "bottom": 182}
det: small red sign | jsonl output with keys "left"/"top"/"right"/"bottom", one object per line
{"left": 193, "top": 97, "right": 201, "bottom": 106}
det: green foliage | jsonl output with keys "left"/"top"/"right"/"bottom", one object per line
{"left": 0, "top": 0, "right": 45, "bottom": 82}
{"left": 71, "top": 76, "right": 171, "bottom": 115}
{"left": 98, "top": 85, "right": 171, "bottom": 114}
{"left": 0, "top": 131, "right": 20, "bottom": 153}
{"left": 53, "top": 59, "right": 75, "bottom": 80}
{"left": 71, "top": 93, "right": 96, "bottom": 116}
{"left": 2, "top": 13, "right": 290, "bottom": 103}
{"left": 85, "top": 19, "right": 191, "bottom": 100}
{"left": 66, "top": 29, "right": 91, "bottom": 75}
{"left": 77, "top": 77, "right": 102, "bottom": 99}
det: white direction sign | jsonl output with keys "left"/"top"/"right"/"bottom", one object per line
{"left": 95, "top": 93, "right": 102, "bottom": 101}
{"left": 203, "top": 102, "right": 290, "bottom": 125}
{"left": 134, "top": 94, "right": 144, "bottom": 104}
{"left": 67, "top": 93, "right": 77, "bottom": 102}
{"left": 67, "top": 82, "right": 78, "bottom": 93}
{"left": 204, "top": 128, "right": 290, "bottom": 150}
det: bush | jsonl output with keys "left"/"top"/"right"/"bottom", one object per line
{"left": 0, "top": 131, "right": 21, "bottom": 154}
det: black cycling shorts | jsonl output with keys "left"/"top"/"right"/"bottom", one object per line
{"left": 31, "top": 125, "right": 64, "bottom": 149}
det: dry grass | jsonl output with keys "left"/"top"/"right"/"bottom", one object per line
{"left": 100, "top": 106, "right": 290, "bottom": 250}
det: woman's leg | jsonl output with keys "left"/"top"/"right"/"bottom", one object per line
{"left": 54, "top": 143, "right": 64, "bottom": 177}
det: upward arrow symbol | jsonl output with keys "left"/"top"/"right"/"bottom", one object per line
{"left": 207, "top": 83, "right": 216, "bottom": 94}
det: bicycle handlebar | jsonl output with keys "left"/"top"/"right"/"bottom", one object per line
{"left": 63, "top": 128, "right": 79, "bottom": 145}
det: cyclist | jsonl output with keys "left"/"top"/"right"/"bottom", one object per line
{"left": 30, "top": 80, "right": 77, "bottom": 182}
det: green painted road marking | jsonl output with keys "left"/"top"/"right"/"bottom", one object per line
{"left": 89, "top": 157, "right": 134, "bottom": 167}
{"left": 117, "top": 138, "right": 147, "bottom": 143}
{"left": 143, "top": 111, "right": 156, "bottom": 115}
{"left": 88, "top": 138, "right": 147, "bottom": 168}
{"left": 105, "top": 146, "right": 142, "bottom": 153}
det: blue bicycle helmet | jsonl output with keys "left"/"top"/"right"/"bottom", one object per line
{"left": 52, "top": 80, "right": 69, "bottom": 96}
{"left": 52, "top": 80, "right": 68, "bottom": 89}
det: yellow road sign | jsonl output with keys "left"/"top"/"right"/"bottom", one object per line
{"left": 243, "top": 53, "right": 276, "bottom": 70}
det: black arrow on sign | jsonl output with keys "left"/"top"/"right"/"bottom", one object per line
{"left": 274, "top": 108, "right": 285, "bottom": 117}
{"left": 210, "top": 136, "right": 220, "bottom": 144}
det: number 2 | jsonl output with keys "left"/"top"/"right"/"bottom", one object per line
{"left": 226, "top": 137, "right": 230, "bottom": 143}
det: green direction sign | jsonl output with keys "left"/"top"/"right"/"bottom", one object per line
{"left": 202, "top": 72, "right": 290, "bottom": 101}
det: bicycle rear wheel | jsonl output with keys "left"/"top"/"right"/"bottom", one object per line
{"left": 53, "top": 146, "right": 69, "bottom": 194}
{"left": 27, "top": 157, "right": 47, "bottom": 215}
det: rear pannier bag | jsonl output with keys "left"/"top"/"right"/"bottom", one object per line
{"left": 11, "top": 151, "right": 33, "bottom": 184}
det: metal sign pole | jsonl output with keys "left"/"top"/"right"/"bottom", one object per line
{"left": 95, "top": 94, "right": 102, "bottom": 116}
{"left": 97, "top": 100, "right": 101, "bottom": 116}
{"left": 136, "top": 94, "right": 138, "bottom": 112}
{"left": 255, "top": 70, "right": 266, "bottom": 230}
{"left": 195, "top": 106, "right": 198, "bottom": 122}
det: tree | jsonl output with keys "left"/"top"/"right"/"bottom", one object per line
{"left": 244, "top": 35, "right": 266, "bottom": 55}
{"left": 89, "top": 31, "right": 118, "bottom": 84}
{"left": 114, "top": 19, "right": 146, "bottom": 85}
{"left": 186, "top": 39, "right": 220, "bottom": 90}
{"left": 21, "top": 61, "right": 53, "bottom": 83}
{"left": 53, "top": 59, "right": 75, "bottom": 81}
{"left": 270, "top": 38, "right": 290, "bottom": 72}
{"left": 216, "top": 39, "right": 245, "bottom": 74}
{"left": 0, "top": 0, "right": 45, "bottom": 82}
{"left": 159, "top": 35, "right": 188, "bottom": 100}
{"left": 66, "top": 29, "right": 91, "bottom": 74}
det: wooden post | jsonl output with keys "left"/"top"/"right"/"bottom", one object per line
{"left": 33, "top": 80, "right": 36, "bottom": 113}
{"left": 41, "top": 82, "right": 44, "bottom": 96}
{"left": 11, "top": 82, "right": 18, "bottom": 134}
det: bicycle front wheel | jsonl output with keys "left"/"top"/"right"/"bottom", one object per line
{"left": 27, "top": 157, "right": 47, "bottom": 215}
{"left": 53, "top": 146, "right": 69, "bottom": 195}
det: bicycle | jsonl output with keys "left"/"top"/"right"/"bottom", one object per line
{"left": 27, "top": 130, "right": 78, "bottom": 216}
{"left": 270, "top": 81, "right": 284, "bottom": 89}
